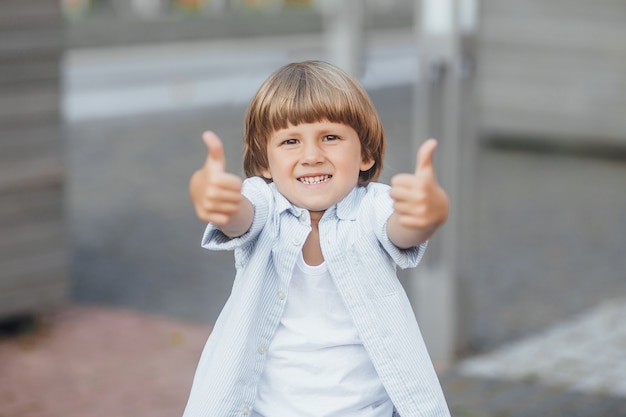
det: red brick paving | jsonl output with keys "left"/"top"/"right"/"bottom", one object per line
{"left": 0, "top": 305, "right": 212, "bottom": 417}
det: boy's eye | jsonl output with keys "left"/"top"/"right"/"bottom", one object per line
{"left": 323, "top": 135, "right": 339, "bottom": 141}
{"left": 281, "top": 139, "right": 299, "bottom": 145}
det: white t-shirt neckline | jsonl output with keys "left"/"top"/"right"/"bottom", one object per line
{"left": 252, "top": 252, "right": 392, "bottom": 417}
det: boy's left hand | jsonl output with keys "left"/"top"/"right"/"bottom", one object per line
{"left": 389, "top": 138, "right": 449, "bottom": 231}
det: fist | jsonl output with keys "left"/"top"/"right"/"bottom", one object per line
{"left": 192, "top": 131, "right": 244, "bottom": 226}
{"left": 389, "top": 139, "right": 449, "bottom": 230}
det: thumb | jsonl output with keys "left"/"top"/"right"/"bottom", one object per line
{"left": 202, "top": 131, "right": 226, "bottom": 173}
{"left": 415, "top": 138, "right": 438, "bottom": 175}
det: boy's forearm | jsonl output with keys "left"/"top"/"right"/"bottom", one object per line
{"left": 387, "top": 212, "right": 438, "bottom": 249}
{"left": 220, "top": 197, "right": 254, "bottom": 238}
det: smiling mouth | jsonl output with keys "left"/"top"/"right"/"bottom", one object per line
{"left": 298, "top": 175, "right": 332, "bottom": 185}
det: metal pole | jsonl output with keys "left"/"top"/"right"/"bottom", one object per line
{"left": 410, "top": 0, "right": 478, "bottom": 367}
{"left": 319, "top": 0, "right": 366, "bottom": 78}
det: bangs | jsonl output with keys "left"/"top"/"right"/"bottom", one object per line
{"left": 260, "top": 67, "right": 366, "bottom": 134}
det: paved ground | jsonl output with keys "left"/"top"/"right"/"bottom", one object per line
{"left": 2, "top": 304, "right": 626, "bottom": 417}
{"left": 0, "top": 306, "right": 206, "bottom": 417}
{"left": 459, "top": 297, "right": 626, "bottom": 398}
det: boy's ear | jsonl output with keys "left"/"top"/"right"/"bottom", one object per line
{"left": 360, "top": 158, "right": 375, "bottom": 172}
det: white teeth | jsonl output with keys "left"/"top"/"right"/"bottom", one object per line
{"left": 299, "top": 175, "right": 331, "bottom": 185}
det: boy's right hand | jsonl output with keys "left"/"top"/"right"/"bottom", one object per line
{"left": 190, "top": 131, "right": 245, "bottom": 227}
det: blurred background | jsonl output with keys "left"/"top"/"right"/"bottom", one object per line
{"left": 1, "top": 0, "right": 626, "bottom": 416}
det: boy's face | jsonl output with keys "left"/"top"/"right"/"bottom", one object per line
{"left": 261, "top": 121, "right": 374, "bottom": 218}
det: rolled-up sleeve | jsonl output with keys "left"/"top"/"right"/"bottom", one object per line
{"left": 368, "top": 183, "right": 427, "bottom": 269}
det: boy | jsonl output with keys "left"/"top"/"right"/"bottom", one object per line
{"left": 185, "top": 60, "right": 450, "bottom": 417}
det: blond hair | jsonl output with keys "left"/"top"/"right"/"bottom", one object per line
{"left": 243, "top": 60, "right": 385, "bottom": 186}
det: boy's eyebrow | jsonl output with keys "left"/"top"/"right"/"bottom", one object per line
{"left": 272, "top": 128, "right": 301, "bottom": 137}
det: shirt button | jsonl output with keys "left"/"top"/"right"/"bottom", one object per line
{"left": 299, "top": 212, "right": 307, "bottom": 221}
{"left": 277, "top": 291, "right": 286, "bottom": 300}
{"left": 258, "top": 344, "right": 266, "bottom": 354}
{"left": 292, "top": 238, "right": 300, "bottom": 246}
{"left": 242, "top": 406, "right": 250, "bottom": 415}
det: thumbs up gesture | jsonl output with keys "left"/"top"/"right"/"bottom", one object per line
{"left": 388, "top": 139, "right": 450, "bottom": 248}
{"left": 190, "top": 131, "right": 252, "bottom": 236}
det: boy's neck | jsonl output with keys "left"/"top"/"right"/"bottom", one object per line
{"left": 309, "top": 210, "right": 324, "bottom": 225}
{"left": 302, "top": 209, "right": 324, "bottom": 266}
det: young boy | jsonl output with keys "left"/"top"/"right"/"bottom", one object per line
{"left": 184, "top": 60, "right": 451, "bottom": 417}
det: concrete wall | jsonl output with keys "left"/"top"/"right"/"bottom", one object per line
{"left": 477, "top": 0, "right": 626, "bottom": 145}
{"left": 0, "top": 1, "right": 68, "bottom": 318}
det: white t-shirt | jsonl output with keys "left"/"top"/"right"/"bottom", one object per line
{"left": 252, "top": 252, "right": 393, "bottom": 417}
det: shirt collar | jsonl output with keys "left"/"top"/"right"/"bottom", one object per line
{"left": 334, "top": 185, "right": 363, "bottom": 220}
{"left": 270, "top": 183, "right": 363, "bottom": 221}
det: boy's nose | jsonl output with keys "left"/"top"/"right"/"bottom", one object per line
{"left": 301, "top": 143, "right": 324, "bottom": 164}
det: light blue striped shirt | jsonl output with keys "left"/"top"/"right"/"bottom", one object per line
{"left": 183, "top": 176, "right": 450, "bottom": 417}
